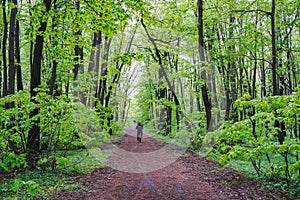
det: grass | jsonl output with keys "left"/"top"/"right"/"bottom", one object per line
{"left": 61, "top": 149, "right": 106, "bottom": 173}
{"left": 226, "top": 159, "right": 258, "bottom": 177}
{"left": 0, "top": 170, "right": 87, "bottom": 200}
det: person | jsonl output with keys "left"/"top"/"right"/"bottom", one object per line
{"left": 136, "top": 121, "right": 143, "bottom": 143}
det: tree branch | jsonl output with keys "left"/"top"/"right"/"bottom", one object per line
{"left": 141, "top": 17, "right": 197, "bottom": 129}
{"left": 232, "top": 9, "right": 271, "bottom": 15}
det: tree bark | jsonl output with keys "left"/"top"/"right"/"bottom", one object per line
{"left": 228, "top": 17, "right": 238, "bottom": 122}
{"left": 15, "top": 10, "right": 23, "bottom": 91}
{"left": 271, "top": 0, "right": 279, "bottom": 96}
{"left": 8, "top": 0, "right": 17, "bottom": 95}
{"left": 0, "top": 31, "right": 1, "bottom": 97}
{"left": 27, "top": 0, "right": 52, "bottom": 169}
{"left": 261, "top": 56, "right": 266, "bottom": 98}
{"left": 270, "top": 0, "right": 285, "bottom": 144}
{"left": 73, "top": 0, "right": 85, "bottom": 103}
{"left": 88, "top": 31, "right": 101, "bottom": 106}
{"left": 2, "top": 0, "right": 8, "bottom": 97}
{"left": 48, "top": 0, "right": 58, "bottom": 95}
{"left": 198, "top": 0, "right": 212, "bottom": 130}
{"left": 98, "top": 36, "right": 112, "bottom": 105}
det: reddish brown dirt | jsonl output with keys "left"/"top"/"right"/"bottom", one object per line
{"left": 55, "top": 127, "right": 293, "bottom": 200}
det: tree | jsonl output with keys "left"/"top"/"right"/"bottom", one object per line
{"left": 197, "top": 0, "right": 212, "bottom": 130}
{"left": 26, "top": 0, "right": 52, "bottom": 169}
{"left": 2, "top": 0, "right": 8, "bottom": 97}
{"left": 8, "top": 0, "right": 17, "bottom": 96}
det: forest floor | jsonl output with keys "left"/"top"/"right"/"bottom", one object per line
{"left": 54, "top": 126, "right": 294, "bottom": 200}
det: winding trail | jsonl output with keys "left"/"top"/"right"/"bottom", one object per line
{"left": 55, "top": 127, "right": 292, "bottom": 200}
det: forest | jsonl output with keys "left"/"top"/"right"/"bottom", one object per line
{"left": 0, "top": 0, "right": 299, "bottom": 199}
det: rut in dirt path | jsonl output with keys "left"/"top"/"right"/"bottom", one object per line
{"left": 55, "top": 127, "right": 293, "bottom": 200}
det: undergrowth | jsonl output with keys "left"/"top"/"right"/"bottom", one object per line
{"left": 206, "top": 152, "right": 300, "bottom": 198}
{"left": 0, "top": 149, "right": 105, "bottom": 200}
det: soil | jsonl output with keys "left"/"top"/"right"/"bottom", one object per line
{"left": 54, "top": 126, "right": 294, "bottom": 200}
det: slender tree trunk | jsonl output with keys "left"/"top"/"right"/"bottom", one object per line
{"left": 271, "top": 0, "right": 279, "bottom": 96}
{"left": 96, "top": 36, "right": 112, "bottom": 134}
{"left": 286, "top": 42, "right": 293, "bottom": 94}
{"left": 260, "top": 19, "right": 266, "bottom": 97}
{"left": 87, "top": 32, "right": 97, "bottom": 74}
{"left": 2, "top": 0, "right": 8, "bottom": 97}
{"left": 73, "top": 0, "right": 84, "bottom": 103}
{"left": 8, "top": 0, "right": 17, "bottom": 95}
{"left": 73, "top": 0, "right": 84, "bottom": 81}
{"left": 98, "top": 37, "right": 112, "bottom": 105}
{"left": 48, "top": 0, "right": 58, "bottom": 95}
{"left": 0, "top": 29, "right": 2, "bottom": 98}
{"left": 95, "top": 31, "right": 102, "bottom": 99}
{"left": 87, "top": 32, "right": 98, "bottom": 105}
{"left": 224, "top": 67, "right": 231, "bottom": 121}
{"left": 252, "top": 14, "right": 259, "bottom": 99}
{"left": 239, "top": 65, "right": 244, "bottom": 121}
{"left": 49, "top": 60, "right": 57, "bottom": 95}
{"left": 27, "top": 0, "right": 52, "bottom": 169}
{"left": 166, "top": 91, "right": 172, "bottom": 135}
{"left": 271, "top": 0, "right": 285, "bottom": 144}
{"left": 291, "top": 54, "right": 297, "bottom": 90}
{"left": 15, "top": 11, "right": 23, "bottom": 91}
{"left": 228, "top": 17, "right": 238, "bottom": 122}
{"left": 28, "top": 0, "right": 34, "bottom": 75}
{"left": 194, "top": 71, "right": 201, "bottom": 113}
{"left": 190, "top": 81, "right": 194, "bottom": 114}
{"left": 198, "top": 0, "right": 212, "bottom": 130}
{"left": 261, "top": 58, "right": 266, "bottom": 98}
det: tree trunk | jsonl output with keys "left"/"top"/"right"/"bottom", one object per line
{"left": 166, "top": 91, "right": 172, "bottom": 135}
{"left": 0, "top": 32, "right": 2, "bottom": 98}
{"left": 2, "top": 0, "right": 8, "bottom": 97}
{"left": 88, "top": 31, "right": 102, "bottom": 106}
{"left": 197, "top": 0, "right": 212, "bottom": 130}
{"left": 271, "top": 0, "right": 279, "bottom": 96}
{"left": 8, "top": 0, "right": 17, "bottom": 95}
{"left": 73, "top": 0, "right": 85, "bottom": 103}
{"left": 48, "top": 60, "right": 57, "bottom": 95}
{"left": 271, "top": 0, "right": 285, "bottom": 144}
{"left": 158, "top": 67, "right": 167, "bottom": 131}
{"left": 15, "top": 12, "right": 23, "bottom": 91}
{"left": 28, "top": 0, "right": 33, "bottom": 77}
{"left": 228, "top": 17, "right": 238, "bottom": 122}
{"left": 48, "top": 0, "right": 58, "bottom": 95}
{"left": 27, "top": 0, "right": 52, "bottom": 169}
{"left": 286, "top": 43, "right": 293, "bottom": 94}
{"left": 261, "top": 57, "right": 266, "bottom": 98}
{"left": 95, "top": 31, "right": 102, "bottom": 100}
{"left": 98, "top": 37, "right": 112, "bottom": 105}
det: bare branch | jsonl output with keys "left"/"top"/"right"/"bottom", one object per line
{"left": 232, "top": 9, "right": 271, "bottom": 15}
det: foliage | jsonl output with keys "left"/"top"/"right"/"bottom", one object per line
{"left": 214, "top": 92, "right": 300, "bottom": 182}
{"left": 0, "top": 149, "right": 105, "bottom": 199}
{"left": 0, "top": 90, "right": 83, "bottom": 172}
{"left": 0, "top": 0, "right": 300, "bottom": 197}
{"left": 0, "top": 179, "right": 42, "bottom": 199}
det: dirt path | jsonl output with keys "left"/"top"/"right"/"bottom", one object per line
{"left": 55, "top": 127, "right": 293, "bottom": 200}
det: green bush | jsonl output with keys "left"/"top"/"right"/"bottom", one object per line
{"left": 0, "top": 90, "right": 83, "bottom": 172}
{"left": 214, "top": 92, "right": 300, "bottom": 182}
